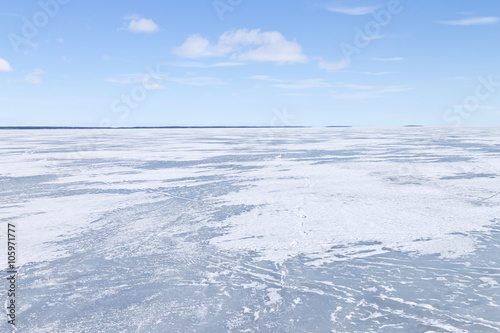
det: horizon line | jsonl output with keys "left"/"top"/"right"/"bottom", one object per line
{"left": 0, "top": 125, "right": 355, "bottom": 130}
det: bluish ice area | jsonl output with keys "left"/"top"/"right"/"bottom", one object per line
{"left": 1, "top": 128, "right": 499, "bottom": 332}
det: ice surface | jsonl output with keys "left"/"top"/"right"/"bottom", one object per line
{"left": 1, "top": 128, "right": 499, "bottom": 332}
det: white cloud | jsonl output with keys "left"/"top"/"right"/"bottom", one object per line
{"left": 364, "top": 34, "right": 385, "bottom": 41}
{"left": 274, "top": 79, "right": 329, "bottom": 89}
{"left": 0, "top": 58, "right": 13, "bottom": 72}
{"left": 326, "top": 5, "right": 380, "bottom": 15}
{"left": 173, "top": 29, "right": 308, "bottom": 65}
{"left": 437, "top": 17, "right": 499, "bottom": 26}
{"left": 378, "top": 85, "right": 410, "bottom": 93}
{"left": 234, "top": 37, "right": 308, "bottom": 64}
{"left": 212, "top": 62, "right": 246, "bottom": 67}
{"left": 166, "top": 76, "right": 226, "bottom": 86}
{"left": 250, "top": 75, "right": 282, "bottom": 82}
{"left": 173, "top": 35, "right": 216, "bottom": 57}
{"left": 105, "top": 73, "right": 225, "bottom": 87}
{"left": 331, "top": 85, "right": 410, "bottom": 99}
{"left": 333, "top": 82, "right": 374, "bottom": 89}
{"left": 318, "top": 58, "right": 350, "bottom": 72}
{"left": 282, "top": 92, "right": 304, "bottom": 96}
{"left": 105, "top": 73, "right": 165, "bottom": 89}
{"left": 170, "top": 61, "right": 246, "bottom": 68}
{"left": 171, "top": 61, "right": 207, "bottom": 68}
{"left": 375, "top": 57, "right": 403, "bottom": 61}
{"left": 105, "top": 74, "right": 145, "bottom": 84}
{"left": 249, "top": 76, "right": 331, "bottom": 89}
{"left": 25, "top": 69, "right": 44, "bottom": 84}
{"left": 123, "top": 15, "right": 159, "bottom": 33}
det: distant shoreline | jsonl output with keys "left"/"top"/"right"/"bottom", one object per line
{"left": 0, "top": 126, "right": 353, "bottom": 130}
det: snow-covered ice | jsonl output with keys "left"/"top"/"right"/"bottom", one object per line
{"left": 1, "top": 127, "right": 499, "bottom": 332}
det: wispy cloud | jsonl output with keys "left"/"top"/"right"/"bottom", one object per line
{"left": 105, "top": 73, "right": 225, "bottom": 87}
{"left": 250, "top": 75, "right": 282, "bottom": 82}
{"left": 105, "top": 73, "right": 166, "bottom": 89}
{"left": 170, "top": 61, "right": 246, "bottom": 68}
{"left": 250, "top": 76, "right": 333, "bottom": 89}
{"left": 166, "top": 76, "right": 226, "bottom": 86}
{"left": 105, "top": 74, "right": 141, "bottom": 84}
{"left": 333, "top": 82, "right": 374, "bottom": 90}
{"left": 331, "top": 85, "right": 411, "bottom": 99}
{"left": 170, "top": 61, "right": 207, "bottom": 68}
{"left": 123, "top": 14, "right": 159, "bottom": 33}
{"left": 24, "top": 69, "right": 45, "bottom": 84}
{"left": 364, "top": 35, "right": 385, "bottom": 41}
{"left": 318, "top": 58, "right": 350, "bottom": 72}
{"left": 274, "top": 79, "right": 329, "bottom": 89}
{"left": 0, "top": 58, "right": 13, "bottom": 72}
{"left": 325, "top": 5, "right": 380, "bottom": 15}
{"left": 437, "top": 17, "right": 499, "bottom": 26}
{"left": 212, "top": 62, "right": 246, "bottom": 67}
{"left": 173, "top": 28, "right": 308, "bottom": 65}
{"left": 375, "top": 57, "right": 403, "bottom": 61}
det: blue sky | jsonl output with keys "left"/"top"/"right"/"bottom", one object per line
{"left": 1, "top": 0, "right": 499, "bottom": 127}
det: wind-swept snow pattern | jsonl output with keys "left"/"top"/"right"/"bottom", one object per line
{"left": 1, "top": 127, "right": 499, "bottom": 332}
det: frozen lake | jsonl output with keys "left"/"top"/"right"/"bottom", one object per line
{"left": 1, "top": 128, "right": 500, "bottom": 332}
